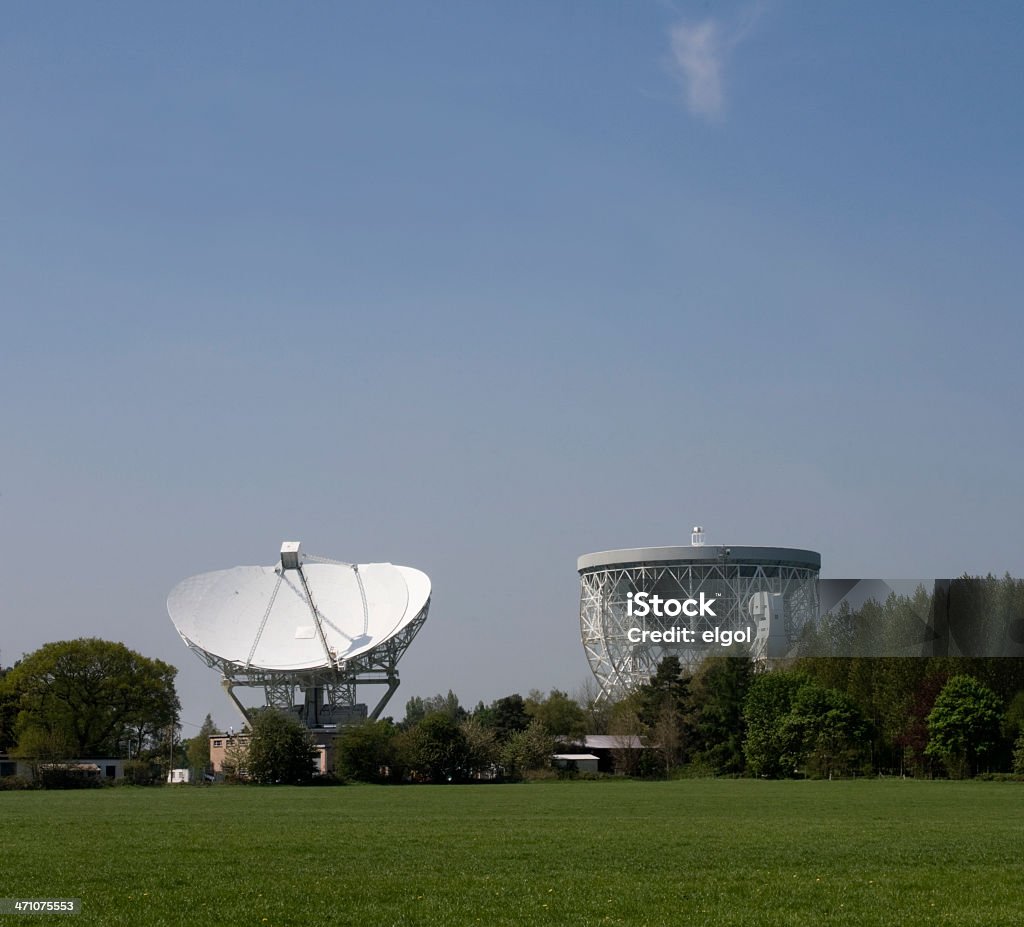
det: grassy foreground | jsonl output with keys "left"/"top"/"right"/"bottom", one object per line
{"left": 1, "top": 779, "right": 1023, "bottom": 926}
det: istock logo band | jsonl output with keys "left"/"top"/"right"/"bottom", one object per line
{"left": 626, "top": 592, "right": 717, "bottom": 618}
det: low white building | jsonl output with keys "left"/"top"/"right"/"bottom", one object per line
{"left": 552, "top": 753, "right": 600, "bottom": 774}
{"left": 0, "top": 755, "right": 127, "bottom": 782}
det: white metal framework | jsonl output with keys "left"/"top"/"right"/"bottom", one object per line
{"left": 579, "top": 545, "right": 820, "bottom": 702}
{"left": 195, "top": 603, "right": 430, "bottom": 726}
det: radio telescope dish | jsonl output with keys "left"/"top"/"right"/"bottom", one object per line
{"left": 167, "top": 542, "right": 430, "bottom": 727}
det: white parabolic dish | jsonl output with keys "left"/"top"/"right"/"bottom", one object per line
{"left": 167, "top": 561, "right": 431, "bottom": 672}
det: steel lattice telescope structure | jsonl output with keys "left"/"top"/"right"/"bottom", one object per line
{"left": 167, "top": 542, "right": 430, "bottom": 728}
{"left": 579, "top": 531, "right": 820, "bottom": 701}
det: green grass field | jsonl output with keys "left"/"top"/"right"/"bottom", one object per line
{"left": 2, "top": 780, "right": 1022, "bottom": 926}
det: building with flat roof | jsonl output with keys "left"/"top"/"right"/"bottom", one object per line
{"left": 208, "top": 731, "right": 332, "bottom": 778}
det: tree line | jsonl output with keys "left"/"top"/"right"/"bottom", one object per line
{"left": 338, "top": 649, "right": 1024, "bottom": 783}
{"left": 600, "top": 652, "right": 1024, "bottom": 779}
{"left": 335, "top": 689, "right": 585, "bottom": 783}
{"left": 5, "top": 630, "right": 1024, "bottom": 787}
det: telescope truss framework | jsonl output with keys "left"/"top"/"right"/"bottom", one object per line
{"left": 580, "top": 560, "right": 818, "bottom": 702}
{"left": 186, "top": 600, "right": 430, "bottom": 724}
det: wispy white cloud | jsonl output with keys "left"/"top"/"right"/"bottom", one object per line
{"left": 670, "top": 20, "right": 724, "bottom": 118}
{"left": 668, "top": 4, "right": 765, "bottom": 120}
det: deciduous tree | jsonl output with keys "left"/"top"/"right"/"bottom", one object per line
{"left": 525, "top": 689, "right": 587, "bottom": 741}
{"left": 488, "top": 694, "right": 531, "bottom": 742}
{"left": 742, "top": 671, "right": 807, "bottom": 778}
{"left": 926, "top": 675, "right": 1002, "bottom": 778}
{"left": 0, "top": 659, "right": 17, "bottom": 752}
{"left": 501, "top": 719, "right": 554, "bottom": 778}
{"left": 336, "top": 719, "right": 396, "bottom": 782}
{"left": 246, "top": 712, "right": 318, "bottom": 784}
{"left": 403, "top": 714, "right": 469, "bottom": 782}
{"left": 785, "top": 683, "right": 868, "bottom": 778}
{"left": 2, "top": 639, "right": 179, "bottom": 757}
{"left": 460, "top": 717, "right": 499, "bottom": 778}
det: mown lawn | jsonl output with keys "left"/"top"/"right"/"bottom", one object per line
{"left": 1, "top": 779, "right": 1022, "bottom": 926}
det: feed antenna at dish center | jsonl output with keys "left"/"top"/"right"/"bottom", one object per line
{"left": 167, "top": 541, "right": 431, "bottom": 728}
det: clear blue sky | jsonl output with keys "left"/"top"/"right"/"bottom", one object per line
{"left": 3, "top": 2, "right": 1023, "bottom": 733}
